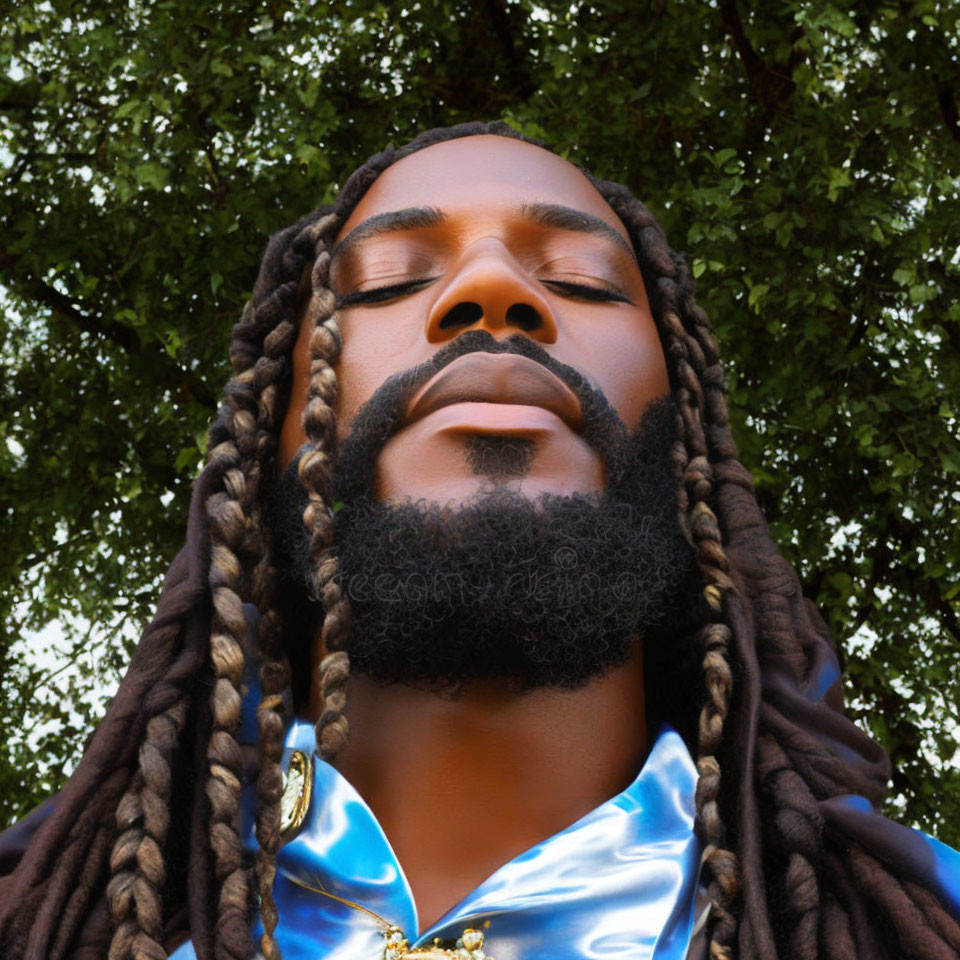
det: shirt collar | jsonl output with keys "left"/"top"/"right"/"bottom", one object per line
{"left": 240, "top": 716, "right": 703, "bottom": 960}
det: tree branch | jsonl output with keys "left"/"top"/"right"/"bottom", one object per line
{"left": 935, "top": 79, "right": 960, "bottom": 144}
{"left": 718, "top": 0, "right": 801, "bottom": 124}
{"left": 719, "top": 0, "right": 765, "bottom": 84}
{"left": 482, "top": 0, "right": 539, "bottom": 100}
{"left": 24, "top": 278, "right": 218, "bottom": 408}
{"left": 884, "top": 513, "right": 960, "bottom": 645}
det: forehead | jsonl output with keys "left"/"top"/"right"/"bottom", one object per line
{"left": 335, "top": 135, "right": 630, "bottom": 243}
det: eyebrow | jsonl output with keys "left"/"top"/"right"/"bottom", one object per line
{"left": 520, "top": 202, "right": 636, "bottom": 260}
{"left": 332, "top": 206, "right": 446, "bottom": 259}
{"left": 331, "top": 200, "right": 636, "bottom": 260}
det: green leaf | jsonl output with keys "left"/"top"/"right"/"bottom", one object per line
{"left": 133, "top": 162, "right": 170, "bottom": 191}
{"left": 714, "top": 148, "right": 736, "bottom": 167}
{"left": 748, "top": 283, "right": 770, "bottom": 310}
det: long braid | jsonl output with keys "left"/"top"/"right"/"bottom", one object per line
{"left": 755, "top": 734, "right": 822, "bottom": 959}
{"left": 246, "top": 248, "right": 304, "bottom": 960}
{"left": 203, "top": 436, "right": 260, "bottom": 959}
{"left": 51, "top": 802, "right": 117, "bottom": 958}
{"left": 99, "top": 214, "right": 324, "bottom": 960}
{"left": 21, "top": 767, "right": 128, "bottom": 958}
{"left": 662, "top": 334, "right": 741, "bottom": 955}
{"left": 822, "top": 849, "right": 886, "bottom": 956}
{"left": 664, "top": 300, "right": 741, "bottom": 957}
{"left": 669, "top": 289, "right": 756, "bottom": 960}
{"left": 294, "top": 218, "right": 355, "bottom": 765}
{"left": 106, "top": 688, "right": 191, "bottom": 960}
{"left": 244, "top": 218, "right": 332, "bottom": 959}
{"left": 594, "top": 186, "right": 742, "bottom": 957}
{"left": 251, "top": 583, "right": 287, "bottom": 958}
{"left": 203, "top": 214, "right": 334, "bottom": 960}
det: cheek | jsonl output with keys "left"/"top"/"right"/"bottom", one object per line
{"left": 333, "top": 309, "right": 429, "bottom": 436}
{"left": 562, "top": 310, "right": 669, "bottom": 428}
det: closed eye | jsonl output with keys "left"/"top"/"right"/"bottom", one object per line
{"left": 335, "top": 277, "right": 439, "bottom": 309}
{"left": 540, "top": 279, "right": 632, "bottom": 304}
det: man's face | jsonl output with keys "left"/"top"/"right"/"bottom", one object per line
{"left": 270, "top": 135, "right": 695, "bottom": 693}
{"left": 279, "top": 135, "right": 670, "bottom": 501}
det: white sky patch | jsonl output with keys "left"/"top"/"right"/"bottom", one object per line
{"left": 7, "top": 612, "right": 125, "bottom": 765}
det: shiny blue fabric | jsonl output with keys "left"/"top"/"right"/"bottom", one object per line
{"left": 828, "top": 794, "right": 960, "bottom": 917}
{"left": 925, "top": 833, "right": 960, "bottom": 915}
{"left": 416, "top": 727, "right": 701, "bottom": 960}
{"left": 172, "top": 720, "right": 702, "bottom": 959}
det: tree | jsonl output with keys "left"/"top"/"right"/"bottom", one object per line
{"left": 1, "top": 0, "right": 958, "bottom": 842}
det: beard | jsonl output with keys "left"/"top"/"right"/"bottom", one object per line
{"left": 269, "top": 331, "right": 699, "bottom": 696}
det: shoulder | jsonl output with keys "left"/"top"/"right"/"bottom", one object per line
{"left": 0, "top": 793, "right": 59, "bottom": 878}
{"left": 823, "top": 795, "right": 960, "bottom": 916}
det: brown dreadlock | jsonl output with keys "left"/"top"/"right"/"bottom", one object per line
{"left": 1, "top": 121, "right": 957, "bottom": 960}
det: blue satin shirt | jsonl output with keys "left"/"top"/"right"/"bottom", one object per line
{"left": 168, "top": 619, "right": 960, "bottom": 959}
{"left": 171, "top": 717, "right": 704, "bottom": 959}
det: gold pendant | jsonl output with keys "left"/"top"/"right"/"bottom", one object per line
{"left": 280, "top": 753, "right": 492, "bottom": 959}
{"left": 279, "top": 749, "right": 312, "bottom": 840}
{"left": 383, "top": 926, "right": 491, "bottom": 959}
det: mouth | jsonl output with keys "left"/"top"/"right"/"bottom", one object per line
{"left": 405, "top": 353, "right": 584, "bottom": 432}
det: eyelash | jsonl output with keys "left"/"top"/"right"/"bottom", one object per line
{"left": 334, "top": 276, "right": 631, "bottom": 309}
{"left": 540, "top": 279, "right": 631, "bottom": 304}
{"left": 335, "top": 278, "right": 438, "bottom": 309}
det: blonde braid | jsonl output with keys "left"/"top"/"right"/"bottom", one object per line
{"left": 205, "top": 439, "right": 257, "bottom": 960}
{"left": 295, "top": 215, "right": 355, "bottom": 765}
{"left": 106, "top": 699, "right": 189, "bottom": 960}
{"left": 662, "top": 300, "right": 741, "bottom": 958}
{"left": 248, "top": 275, "right": 303, "bottom": 960}
{"left": 104, "top": 635, "right": 205, "bottom": 959}
{"left": 676, "top": 275, "right": 825, "bottom": 958}
{"left": 607, "top": 189, "right": 744, "bottom": 957}
{"left": 184, "top": 214, "right": 330, "bottom": 960}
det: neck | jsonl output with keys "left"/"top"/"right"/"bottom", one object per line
{"left": 305, "top": 645, "right": 648, "bottom": 931}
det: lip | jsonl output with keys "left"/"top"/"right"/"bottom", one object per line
{"left": 405, "top": 353, "right": 584, "bottom": 431}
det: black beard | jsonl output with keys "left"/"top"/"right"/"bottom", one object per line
{"left": 267, "top": 332, "right": 700, "bottom": 700}
{"left": 335, "top": 399, "right": 697, "bottom": 692}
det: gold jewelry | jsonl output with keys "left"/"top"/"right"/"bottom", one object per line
{"left": 279, "top": 753, "right": 491, "bottom": 958}
{"left": 279, "top": 749, "right": 312, "bottom": 840}
{"left": 383, "top": 925, "right": 491, "bottom": 959}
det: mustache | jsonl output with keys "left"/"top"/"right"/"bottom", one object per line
{"left": 330, "top": 330, "right": 631, "bottom": 504}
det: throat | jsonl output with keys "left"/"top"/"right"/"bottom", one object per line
{"left": 315, "top": 648, "right": 648, "bottom": 930}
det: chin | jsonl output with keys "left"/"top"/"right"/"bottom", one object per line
{"left": 376, "top": 429, "right": 606, "bottom": 503}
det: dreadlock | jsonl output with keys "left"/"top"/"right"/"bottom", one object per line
{"left": 0, "top": 121, "right": 957, "bottom": 960}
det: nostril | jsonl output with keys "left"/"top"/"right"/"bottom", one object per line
{"left": 439, "top": 301, "right": 484, "bottom": 329}
{"left": 506, "top": 303, "right": 541, "bottom": 332}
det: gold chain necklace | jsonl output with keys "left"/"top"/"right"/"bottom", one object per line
{"left": 383, "top": 926, "right": 492, "bottom": 959}
{"left": 280, "top": 752, "right": 494, "bottom": 959}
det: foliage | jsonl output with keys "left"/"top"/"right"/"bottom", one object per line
{"left": 1, "top": 0, "right": 958, "bottom": 841}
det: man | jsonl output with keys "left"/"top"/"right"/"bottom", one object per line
{"left": 1, "top": 122, "right": 958, "bottom": 960}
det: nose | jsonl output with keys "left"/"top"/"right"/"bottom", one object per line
{"left": 424, "top": 239, "right": 559, "bottom": 344}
